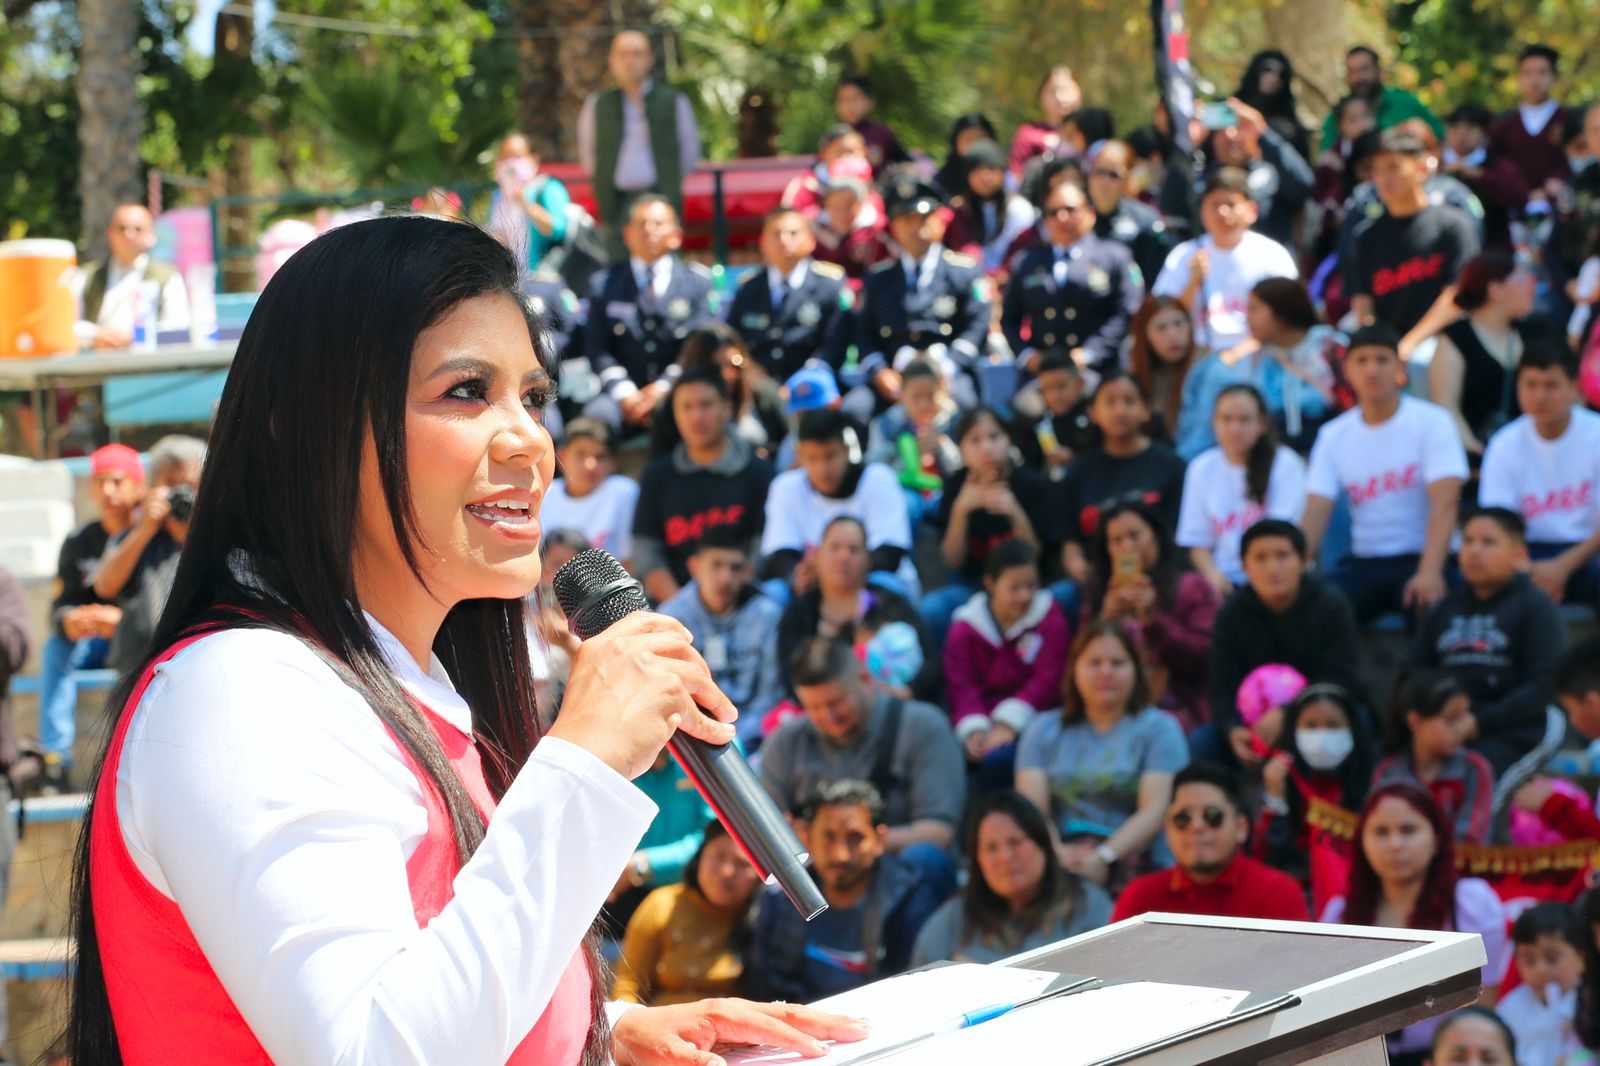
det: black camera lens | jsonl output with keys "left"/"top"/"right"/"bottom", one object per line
{"left": 167, "top": 485, "right": 195, "bottom": 522}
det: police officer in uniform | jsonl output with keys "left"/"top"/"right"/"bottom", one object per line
{"left": 725, "top": 206, "right": 854, "bottom": 384}
{"left": 848, "top": 177, "right": 990, "bottom": 420}
{"left": 518, "top": 267, "right": 584, "bottom": 441}
{"left": 1086, "top": 141, "right": 1174, "bottom": 285}
{"left": 582, "top": 195, "right": 715, "bottom": 435}
{"left": 1002, "top": 176, "right": 1143, "bottom": 380}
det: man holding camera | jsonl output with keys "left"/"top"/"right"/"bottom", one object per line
{"left": 93, "top": 435, "right": 205, "bottom": 670}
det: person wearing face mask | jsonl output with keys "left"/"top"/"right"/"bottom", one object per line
{"left": 1111, "top": 762, "right": 1308, "bottom": 922}
{"left": 1256, "top": 684, "right": 1375, "bottom": 893}
{"left": 1203, "top": 520, "right": 1364, "bottom": 776}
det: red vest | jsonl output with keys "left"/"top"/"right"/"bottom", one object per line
{"left": 90, "top": 631, "right": 593, "bottom": 1064}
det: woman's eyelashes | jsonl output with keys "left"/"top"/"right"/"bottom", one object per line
{"left": 442, "top": 376, "right": 556, "bottom": 416}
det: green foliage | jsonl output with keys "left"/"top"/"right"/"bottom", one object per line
{"left": 0, "top": 6, "right": 80, "bottom": 239}
{"left": 1388, "top": 0, "right": 1600, "bottom": 114}
{"left": 663, "top": 0, "right": 994, "bottom": 160}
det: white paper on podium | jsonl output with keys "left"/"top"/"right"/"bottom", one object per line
{"left": 911, "top": 981, "right": 1252, "bottom": 1065}
{"left": 722, "top": 963, "right": 1062, "bottom": 1064}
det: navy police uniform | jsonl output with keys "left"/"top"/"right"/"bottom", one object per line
{"left": 519, "top": 269, "right": 584, "bottom": 441}
{"left": 847, "top": 178, "right": 990, "bottom": 418}
{"left": 520, "top": 269, "right": 582, "bottom": 361}
{"left": 1094, "top": 197, "right": 1172, "bottom": 293}
{"left": 1001, "top": 234, "right": 1142, "bottom": 375}
{"left": 582, "top": 256, "right": 714, "bottom": 431}
{"left": 725, "top": 258, "right": 854, "bottom": 383}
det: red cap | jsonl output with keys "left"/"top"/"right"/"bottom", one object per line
{"left": 827, "top": 156, "right": 873, "bottom": 184}
{"left": 90, "top": 443, "right": 145, "bottom": 482}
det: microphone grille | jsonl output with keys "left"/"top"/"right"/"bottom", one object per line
{"left": 551, "top": 548, "right": 649, "bottom": 639}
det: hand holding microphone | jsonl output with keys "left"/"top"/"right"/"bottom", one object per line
{"left": 553, "top": 549, "right": 829, "bottom": 921}
{"left": 548, "top": 612, "right": 737, "bottom": 780}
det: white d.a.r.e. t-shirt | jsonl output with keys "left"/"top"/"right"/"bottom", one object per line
{"left": 1479, "top": 407, "right": 1600, "bottom": 545}
{"left": 1306, "top": 395, "right": 1468, "bottom": 558}
{"left": 1151, "top": 231, "right": 1299, "bottom": 351}
{"left": 1176, "top": 445, "right": 1307, "bottom": 583}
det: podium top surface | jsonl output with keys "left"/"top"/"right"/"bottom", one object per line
{"left": 1015, "top": 917, "right": 1428, "bottom": 993}
{"left": 1003, "top": 913, "right": 1487, "bottom": 1066}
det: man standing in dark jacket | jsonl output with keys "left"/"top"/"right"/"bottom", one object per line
{"left": 1408, "top": 508, "right": 1564, "bottom": 776}
{"left": 746, "top": 780, "right": 944, "bottom": 1002}
{"left": 1207, "top": 520, "right": 1364, "bottom": 772}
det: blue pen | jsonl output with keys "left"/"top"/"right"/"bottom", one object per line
{"left": 844, "top": 1001, "right": 1019, "bottom": 1065}
{"left": 941, "top": 1001, "right": 1018, "bottom": 1032}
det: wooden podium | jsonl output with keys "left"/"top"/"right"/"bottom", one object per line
{"left": 998, "top": 912, "right": 1487, "bottom": 1065}
{"left": 730, "top": 913, "right": 1486, "bottom": 1065}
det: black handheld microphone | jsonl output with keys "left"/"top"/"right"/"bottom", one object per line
{"left": 552, "top": 549, "right": 828, "bottom": 921}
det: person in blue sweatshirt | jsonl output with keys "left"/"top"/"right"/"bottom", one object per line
{"left": 659, "top": 525, "right": 787, "bottom": 750}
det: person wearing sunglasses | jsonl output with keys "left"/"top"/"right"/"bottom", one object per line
{"left": 1110, "top": 761, "right": 1310, "bottom": 922}
{"left": 1001, "top": 176, "right": 1144, "bottom": 381}
{"left": 1086, "top": 141, "right": 1174, "bottom": 287}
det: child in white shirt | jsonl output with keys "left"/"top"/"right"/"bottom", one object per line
{"left": 1497, "top": 902, "right": 1586, "bottom": 1066}
{"left": 1177, "top": 384, "right": 1306, "bottom": 598}
{"left": 1152, "top": 167, "right": 1298, "bottom": 352}
{"left": 540, "top": 418, "right": 639, "bottom": 566}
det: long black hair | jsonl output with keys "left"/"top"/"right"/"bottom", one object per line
{"left": 1234, "top": 49, "right": 1310, "bottom": 158}
{"left": 67, "top": 217, "right": 612, "bottom": 1064}
{"left": 1214, "top": 383, "right": 1278, "bottom": 505}
{"left": 683, "top": 820, "right": 761, "bottom": 959}
{"left": 959, "top": 790, "right": 1086, "bottom": 950}
{"left": 1083, "top": 498, "right": 1181, "bottom": 615}
{"left": 1382, "top": 670, "right": 1469, "bottom": 755}
{"left": 933, "top": 112, "right": 1000, "bottom": 197}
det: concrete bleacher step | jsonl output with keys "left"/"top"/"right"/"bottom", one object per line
{"left": 1, "top": 937, "right": 69, "bottom": 1065}
{"left": 1, "top": 793, "right": 84, "bottom": 1066}
{"left": 7, "top": 671, "right": 120, "bottom": 784}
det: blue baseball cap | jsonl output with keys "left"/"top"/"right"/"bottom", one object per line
{"left": 784, "top": 365, "right": 840, "bottom": 414}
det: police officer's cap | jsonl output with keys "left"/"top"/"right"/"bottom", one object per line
{"left": 884, "top": 177, "right": 946, "bottom": 220}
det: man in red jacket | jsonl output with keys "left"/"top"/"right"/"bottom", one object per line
{"left": 1512, "top": 638, "right": 1600, "bottom": 837}
{"left": 1112, "top": 762, "right": 1310, "bottom": 923}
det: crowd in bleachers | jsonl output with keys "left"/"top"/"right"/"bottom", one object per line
{"left": 23, "top": 34, "right": 1600, "bottom": 1066}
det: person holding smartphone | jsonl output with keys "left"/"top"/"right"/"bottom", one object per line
{"left": 489, "top": 132, "right": 573, "bottom": 270}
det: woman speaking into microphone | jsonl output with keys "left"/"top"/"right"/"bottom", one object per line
{"left": 66, "top": 217, "right": 866, "bottom": 1065}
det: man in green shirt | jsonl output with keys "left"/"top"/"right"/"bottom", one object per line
{"left": 1320, "top": 45, "right": 1443, "bottom": 152}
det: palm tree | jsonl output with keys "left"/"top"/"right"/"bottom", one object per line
{"left": 75, "top": 0, "right": 144, "bottom": 261}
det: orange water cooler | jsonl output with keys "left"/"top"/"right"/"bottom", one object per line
{"left": 0, "top": 238, "right": 79, "bottom": 358}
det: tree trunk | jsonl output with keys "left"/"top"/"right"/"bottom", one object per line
{"left": 75, "top": 0, "right": 144, "bottom": 262}
{"left": 512, "top": 0, "right": 660, "bottom": 163}
{"left": 1263, "top": 0, "right": 1347, "bottom": 122}
{"left": 214, "top": 7, "right": 255, "bottom": 292}
{"left": 738, "top": 86, "right": 779, "bottom": 159}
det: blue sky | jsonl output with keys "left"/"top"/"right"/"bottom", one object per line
{"left": 186, "top": 0, "right": 275, "bottom": 56}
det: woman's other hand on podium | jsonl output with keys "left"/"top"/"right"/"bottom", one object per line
{"left": 613, "top": 999, "right": 871, "bottom": 1066}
